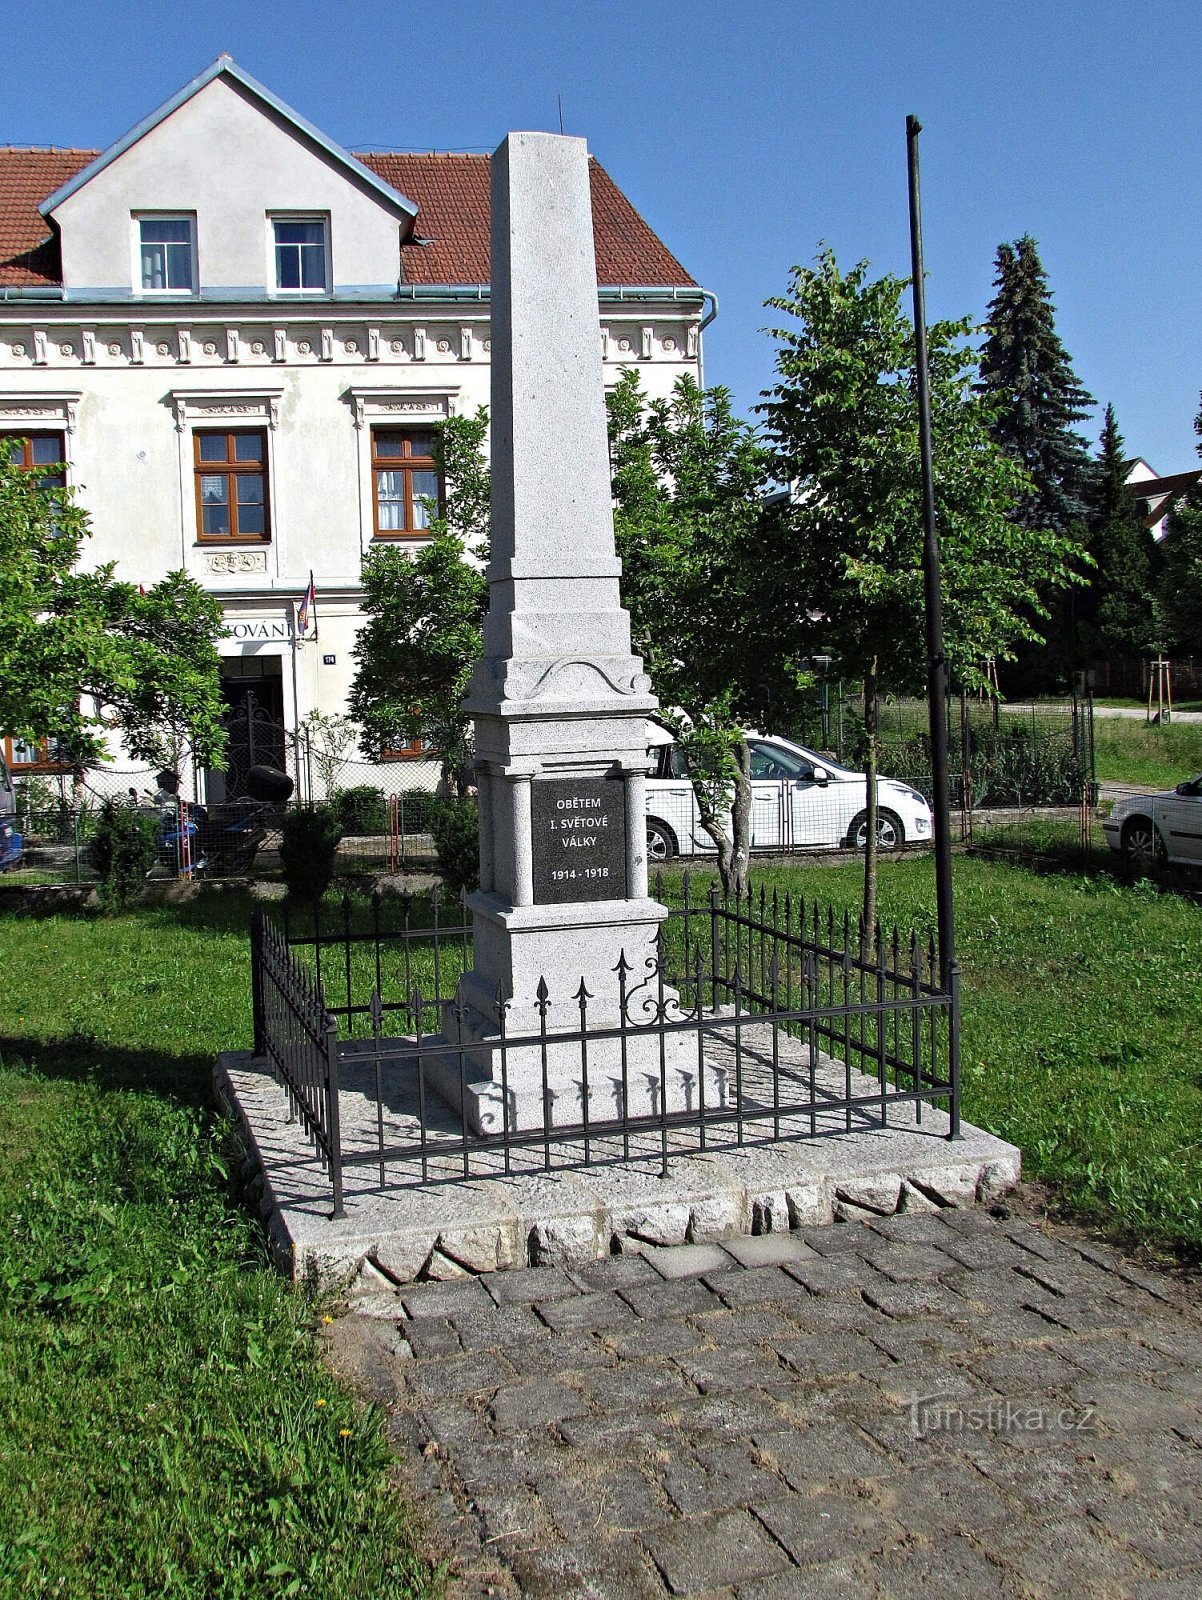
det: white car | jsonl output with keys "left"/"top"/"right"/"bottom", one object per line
{"left": 645, "top": 732, "right": 933, "bottom": 861}
{"left": 1102, "top": 775, "right": 1202, "bottom": 870}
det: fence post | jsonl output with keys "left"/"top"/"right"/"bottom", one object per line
{"left": 74, "top": 807, "right": 82, "bottom": 885}
{"left": 324, "top": 1015, "right": 345, "bottom": 1218}
{"left": 946, "top": 956, "right": 962, "bottom": 1140}
{"left": 250, "top": 909, "right": 266, "bottom": 1057}
{"left": 709, "top": 879, "right": 721, "bottom": 1010}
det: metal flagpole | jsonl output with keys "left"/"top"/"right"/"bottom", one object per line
{"left": 906, "top": 115, "right": 960, "bottom": 1135}
{"left": 290, "top": 599, "right": 304, "bottom": 802}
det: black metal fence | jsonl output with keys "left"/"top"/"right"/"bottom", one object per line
{"left": 783, "top": 689, "right": 1095, "bottom": 830}
{"left": 250, "top": 877, "right": 959, "bottom": 1215}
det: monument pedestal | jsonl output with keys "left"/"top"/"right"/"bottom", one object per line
{"left": 428, "top": 130, "right": 720, "bottom": 1140}
{"left": 428, "top": 893, "right": 730, "bottom": 1135}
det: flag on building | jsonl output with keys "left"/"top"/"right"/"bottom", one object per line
{"left": 296, "top": 571, "right": 316, "bottom": 636}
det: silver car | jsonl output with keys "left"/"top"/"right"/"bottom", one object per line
{"left": 1103, "top": 775, "right": 1202, "bottom": 870}
{"left": 645, "top": 733, "right": 933, "bottom": 861}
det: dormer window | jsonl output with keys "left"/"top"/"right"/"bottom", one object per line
{"left": 272, "top": 216, "right": 328, "bottom": 293}
{"left": 137, "top": 215, "right": 196, "bottom": 293}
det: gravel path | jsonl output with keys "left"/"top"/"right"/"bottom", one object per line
{"left": 324, "top": 1203, "right": 1201, "bottom": 1600}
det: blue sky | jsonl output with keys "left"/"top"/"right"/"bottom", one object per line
{"left": 5, "top": 1, "right": 1199, "bottom": 471}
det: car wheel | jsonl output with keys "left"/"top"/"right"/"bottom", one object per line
{"left": 849, "top": 808, "right": 905, "bottom": 850}
{"left": 1122, "top": 817, "right": 1165, "bottom": 872}
{"left": 646, "top": 818, "right": 677, "bottom": 863}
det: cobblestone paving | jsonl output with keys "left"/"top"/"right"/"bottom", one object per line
{"left": 324, "top": 1207, "right": 1202, "bottom": 1599}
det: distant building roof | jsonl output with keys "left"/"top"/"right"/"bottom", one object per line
{"left": 0, "top": 146, "right": 695, "bottom": 292}
{"left": 1124, "top": 461, "right": 1202, "bottom": 533}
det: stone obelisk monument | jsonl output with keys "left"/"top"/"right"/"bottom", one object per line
{"left": 436, "top": 130, "right": 704, "bottom": 1136}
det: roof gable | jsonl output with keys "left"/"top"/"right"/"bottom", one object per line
{"left": 39, "top": 56, "right": 416, "bottom": 224}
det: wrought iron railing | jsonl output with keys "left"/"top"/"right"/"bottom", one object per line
{"left": 249, "top": 876, "right": 958, "bottom": 1209}
{"left": 251, "top": 911, "right": 344, "bottom": 1215}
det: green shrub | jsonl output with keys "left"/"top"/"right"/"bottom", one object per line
{"left": 430, "top": 798, "right": 479, "bottom": 895}
{"left": 86, "top": 800, "right": 160, "bottom": 911}
{"left": 331, "top": 783, "right": 389, "bottom": 834}
{"left": 279, "top": 805, "right": 343, "bottom": 903}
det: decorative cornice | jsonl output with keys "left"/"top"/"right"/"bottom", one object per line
{"left": 0, "top": 388, "right": 81, "bottom": 432}
{"left": 169, "top": 386, "right": 285, "bottom": 432}
{"left": 348, "top": 385, "right": 459, "bottom": 429}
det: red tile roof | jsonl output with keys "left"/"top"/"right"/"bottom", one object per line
{"left": 0, "top": 146, "right": 695, "bottom": 291}
{"left": 0, "top": 148, "right": 99, "bottom": 285}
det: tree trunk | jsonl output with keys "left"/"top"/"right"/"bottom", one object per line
{"left": 861, "top": 659, "right": 879, "bottom": 959}
{"left": 694, "top": 736, "right": 752, "bottom": 899}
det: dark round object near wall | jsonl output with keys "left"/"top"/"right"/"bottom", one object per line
{"left": 246, "top": 765, "right": 295, "bottom": 802}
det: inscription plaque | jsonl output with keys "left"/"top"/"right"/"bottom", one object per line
{"left": 531, "top": 777, "right": 627, "bottom": 905}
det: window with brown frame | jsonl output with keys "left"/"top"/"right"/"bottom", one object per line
{"left": 3, "top": 736, "right": 69, "bottom": 773}
{"left": 372, "top": 429, "right": 441, "bottom": 538}
{"left": 2, "top": 431, "right": 67, "bottom": 487}
{"left": 380, "top": 734, "right": 431, "bottom": 761}
{"left": 194, "top": 429, "right": 269, "bottom": 541}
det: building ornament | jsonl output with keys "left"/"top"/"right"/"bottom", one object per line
{"left": 0, "top": 390, "right": 81, "bottom": 433}
{"left": 205, "top": 549, "right": 268, "bottom": 574}
{"left": 170, "top": 387, "right": 285, "bottom": 433}
{"left": 348, "top": 386, "right": 458, "bottom": 430}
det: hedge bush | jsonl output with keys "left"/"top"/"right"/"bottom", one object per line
{"left": 87, "top": 800, "right": 160, "bottom": 911}
{"left": 279, "top": 805, "right": 343, "bottom": 903}
{"left": 430, "top": 798, "right": 478, "bottom": 895}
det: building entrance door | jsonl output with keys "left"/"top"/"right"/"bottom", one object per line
{"left": 208, "top": 657, "right": 288, "bottom": 800}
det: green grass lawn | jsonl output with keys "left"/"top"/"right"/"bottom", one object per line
{"left": 1093, "top": 713, "right": 1202, "bottom": 787}
{"left": 1094, "top": 695, "right": 1202, "bottom": 714}
{"left": 0, "top": 893, "right": 436, "bottom": 1600}
{"left": 661, "top": 856, "right": 1202, "bottom": 1259}
{"left": 2, "top": 862, "right": 1199, "bottom": 1594}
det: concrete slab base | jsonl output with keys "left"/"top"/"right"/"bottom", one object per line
{"left": 215, "top": 1039, "right": 1021, "bottom": 1286}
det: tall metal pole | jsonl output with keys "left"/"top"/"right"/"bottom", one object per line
{"left": 906, "top": 116, "right": 958, "bottom": 1028}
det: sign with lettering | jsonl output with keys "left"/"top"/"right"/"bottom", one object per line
{"left": 531, "top": 777, "right": 627, "bottom": 905}
{"left": 226, "top": 619, "right": 292, "bottom": 642}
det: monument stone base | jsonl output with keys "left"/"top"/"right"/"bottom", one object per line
{"left": 426, "top": 891, "right": 730, "bottom": 1135}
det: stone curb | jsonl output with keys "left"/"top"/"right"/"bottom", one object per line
{"left": 216, "top": 1050, "right": 1021, "bottom": 1286}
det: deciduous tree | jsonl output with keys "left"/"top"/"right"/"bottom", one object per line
{"left": 606, "top": 370, "right": 799, "bottom": 895}
{"left": 348, "top": 410, "right": 489, "bottom": 792}
{"left": 760, "top": 250, "right": 1082, "bottom": 936}
{"left": 1157, "top": 397, "right": 1202, "bottom": 657}
{"left": 0, "top": 439, "right": 226, "bottom": 774}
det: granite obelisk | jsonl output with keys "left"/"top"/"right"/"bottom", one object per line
{"left": 433, "top": 131, "right": 709, "bottom": 1136}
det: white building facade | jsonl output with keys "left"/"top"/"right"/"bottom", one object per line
{"left": 0, "top": 57, "right": 709, "bottom": 799}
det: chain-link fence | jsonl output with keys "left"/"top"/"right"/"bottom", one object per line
{"left": 1, "top": 784, "right": 444, "bottom": 888}
{"left": 781, "top": 689, "right": 1095, "bottom": 851}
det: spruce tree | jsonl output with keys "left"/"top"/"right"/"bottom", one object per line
{"left": 979, "top": 235, "right": 1097, "bottom": 536}
{"left": 1083, "top": 404, "right": 1158, "bottom": 665}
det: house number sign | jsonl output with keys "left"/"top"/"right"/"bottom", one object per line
{"left": 531, "top": 778, "right": 627, "bottom": 905}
